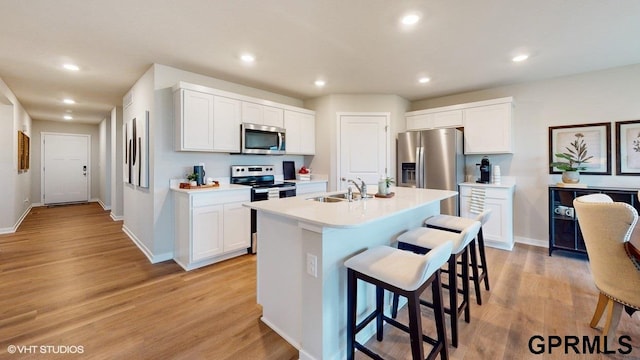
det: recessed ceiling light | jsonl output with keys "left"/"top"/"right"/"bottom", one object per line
{"left": 418, "top": 77, "right": 431, "bottom": 84}
{"left": 64, "top": 115, "right": 73, "bottom": 120}
{"left": 512, "top": 54, "right": 529, "bottom": 62}
{"left": 240, "top": 54, "right": 255, "bottom": 63}
{"left": 63, "top": 98, "right": 75, "bottom": 104}
{"left": 401, "top": 14, "right": 420, "bottom": 25}
{"left": 63, "top": 63, "right": 80, "bottom": 71}
{"left": 314, "top": 80, "right": 326, "bottom": 87}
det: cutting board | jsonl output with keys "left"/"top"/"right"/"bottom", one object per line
{"left": 283, "top": 161, "right": 295, "bottom": 180}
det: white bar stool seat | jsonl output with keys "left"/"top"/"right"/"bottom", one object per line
{"left": 345, "top": 243, "right": 452, "bottom": 360}
{"left": 425, "top": 209, "right": 492, "bottom": 305}
{"left": 392, "top": 221, "right": 481, "bottom": 348}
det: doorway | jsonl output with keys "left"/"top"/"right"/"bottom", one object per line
{"left": 336, "top": 113, "right": 390, "bottom": 191}
{"left": 42, "top": 133, "right": 90, "bottom": 204}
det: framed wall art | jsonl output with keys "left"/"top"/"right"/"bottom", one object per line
{"left": 615, "top": 119, "right": 640, "bottom": 175}
{"left": 17, "top": 131, "right": 30, "bottom": 172}
{"left": 548, "top": 122, "right": 611, "bottom": 175}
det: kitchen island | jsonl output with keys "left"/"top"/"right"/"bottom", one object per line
{"left": 244, "top": 187, "right": 457, "bottom": 360}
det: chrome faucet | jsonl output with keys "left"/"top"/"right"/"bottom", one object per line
{"left": 347, "top": 177, "right": 367, "bottom": 197}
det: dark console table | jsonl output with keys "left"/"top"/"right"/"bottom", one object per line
{"left": 548, "top": 185, "right": 639, "bottom": 256}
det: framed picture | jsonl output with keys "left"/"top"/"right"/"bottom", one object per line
{"left": 615, "top": 119, "right": 640, "bottom": 175}
{"left": 548, "top": 122, "right": 611, "bottom": 175}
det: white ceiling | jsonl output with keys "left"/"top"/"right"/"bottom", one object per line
{"left": 1, "top": 0, "right": 640, "bottom": 125}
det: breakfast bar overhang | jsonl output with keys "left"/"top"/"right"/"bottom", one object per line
{"left": 244, "top": 187, "right": 457, "bottom": 360}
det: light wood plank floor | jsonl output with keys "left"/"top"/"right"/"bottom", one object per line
{"left": 0, "top": 203, "right": 638, "bottom": 359}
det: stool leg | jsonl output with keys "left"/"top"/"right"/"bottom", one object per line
{"left": 346, "top": 269, "right": 357, "bottom": 360}
{"left": 376, "top": 286, "right": 384, "bottom": 341}
{"left": 461, "top": 247, "right": 471, "bottom": 323}
{"left": 469, "top": 239, "right": 483, "bottom": 305}
{"left": 447, "top": 255, "right": 459, "bottom": 348}
{"left": 407, "top": 288, "right": 425, "bottom": 360}
{"left": 391, "top": 292, "right": 400, "bottom": 319}
{"left": 432, "top": 270, "right": 449, "bottom": 360}
{"left": 478, "top": 228, "right": 490, "bottom": 291}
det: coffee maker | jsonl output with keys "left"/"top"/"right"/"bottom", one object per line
{"left": 476, "top": 156, "right": 491, "bottom": 184}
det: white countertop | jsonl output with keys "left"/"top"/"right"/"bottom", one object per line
{"left": 459, "top": 181, "right": 515, "bottom": 189}
{"left": 244, "top": 186, "right": 457, "bottom": 228}
{"left": 289, "top": 178, "right": 328, "bottom": 184}
{"left": 170, "top": 183, "right": 250, "bottom": 194}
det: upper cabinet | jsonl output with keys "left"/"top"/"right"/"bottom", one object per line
{"left": 174, "top": 82, "right": 314, "bottom": 153}
{"left": 284, "top": 110, "right": 315, "bottom": 155}
{"left": 241, "top": 102, "right": 284, "bottom": 128}
{"left": 463, "top": 101, "right": 513, "bottom": 154}
{"left": 406, "top": 97, "right": 513, "bottom": 154}
{"left": 174, "top": 89, "right": 240, "bottom": 152}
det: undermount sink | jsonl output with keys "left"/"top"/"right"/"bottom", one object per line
{"left": 307, "top": 192, "right": 373, "bottom": 203}
{"left": 308, "top": 196, "right": 345, "bottom": 203}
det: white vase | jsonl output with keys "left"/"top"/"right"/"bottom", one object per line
{"left": 378, "top": 180, "right": 389, "bottom": 195}
{"left": 562, "top": 171, "right": 580, "bottom": 184}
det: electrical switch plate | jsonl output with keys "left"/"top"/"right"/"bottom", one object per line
{"left": 306, "top": 253, "right": 318, "bottom": 278}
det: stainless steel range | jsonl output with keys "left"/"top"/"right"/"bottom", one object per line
{"left": 230, "top": 165, "right": 296, "bottom": 253}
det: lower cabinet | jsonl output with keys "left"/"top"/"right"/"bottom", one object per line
{"left": 174, "top": 188, "right": 250, "bottom": 270}
{"left": 295, "top": 181, "right": 327, "bottom": 196}
{"left": 459, "top": 183, "right": 515, "bottom": 250}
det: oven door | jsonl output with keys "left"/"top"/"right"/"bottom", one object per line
{"left": 241, "top": 123, "right": 286, "bottom": 155}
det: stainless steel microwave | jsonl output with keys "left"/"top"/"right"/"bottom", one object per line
{"left": 241, "top": 123, "right": 286, "bottom": 155}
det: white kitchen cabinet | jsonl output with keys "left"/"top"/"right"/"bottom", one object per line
{"left": 463, "top": 102, "right": 513, "bottom": 154}
{"left": 222, "top": 202, "right": 251, "bottom": 252}
{"left": 212, "top": 96, "right": 241, "bottom": 152}
{"left": 192, "top": 204, "right": 224, "bottom": 261}
{"left": 174, "top": 188, "right": 250, "bottom": 271}
{"left": 405, "top": 110, "right": 462, "bottom": 131}
{"left": 174, "top": 89, "right": 241, "bottom": 152}
{"left": 284, "top": 110, "right": 315, "bottom": 155}
{"left": 175, "top": 89, "right": 215, "bottom": 151}
{"left": 459, "top": 183, "right": 515, "bottom": 250}
{"left": 295, "top": 181, "right": 327, "bottom": 196}
{"left": 241, "top": 102, "right": 284, "bottom": 128}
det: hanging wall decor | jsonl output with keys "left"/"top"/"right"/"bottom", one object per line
{"left": 17, "top": 131, "right": 30, "bottom": 172}
{"left": 123, "top": 111, "right": 149, "bottom": 187}
{"left": 548, "top": 122, "right": 611, "bottom": 175}
{"left": 615, "top": 119, "right": 640, "bottom": 175}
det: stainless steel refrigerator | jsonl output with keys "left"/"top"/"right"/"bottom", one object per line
{"left": 397, "top": 128, "right": 464, "bottom": 216}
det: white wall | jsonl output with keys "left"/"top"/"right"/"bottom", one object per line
{"left": 30, "top": 120, "right": 100, "bottom": 205}
{"left": 304, "top": 94, "right": 409, "bottom": 191}
{"left": 98, "top": 117, "right": 111, "bottom": 210}
{"left": 110, "top": 106, "right": 124, "bottom": 219}
{"left": 0, "top": 77, "right": 32, "bottom": 233}
{"left": 411, "top": 63, "right": 640, "bottom": 246}
{"left": 121, "top": 64, "right": 307, "bottom": 262}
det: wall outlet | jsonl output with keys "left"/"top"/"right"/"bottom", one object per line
{"left": 306, "top": 253, "right": 318, "bottom": 278}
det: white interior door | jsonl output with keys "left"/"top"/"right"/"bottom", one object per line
{"left": 338, "top": 113, "right": 389, "bottom": 192}
{"left": 43, "top": 133, "right": 90, "bottom": 204}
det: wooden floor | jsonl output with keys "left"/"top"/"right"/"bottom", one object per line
{"left": 0, "top": 203, "right": 638, "bottom": 359}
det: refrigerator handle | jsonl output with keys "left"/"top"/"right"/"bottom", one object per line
{"left": 417, "top": 146, "right": 424, "bottom": 188}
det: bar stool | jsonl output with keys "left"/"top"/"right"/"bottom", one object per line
{"left": 391, "top": 220, "right": 481, "bottom": 348}
{"left": 345, "top": 242, "right": 453, "bottom": 360}
{"left": 424, "top": 209, "right": 492, "bottom": 305}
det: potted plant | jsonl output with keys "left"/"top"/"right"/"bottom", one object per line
{"left": 378, "top": 176, "right": 395, "bottom": 195}
{"left": 550, "top": 133, "right": 593, "bottom": 183}
{"left": 186, "top": 173, "right": 198, "bottom": 187}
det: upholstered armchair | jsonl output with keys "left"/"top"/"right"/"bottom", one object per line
{"left": 573, "top": 194, "right": 640, "bottom": 348}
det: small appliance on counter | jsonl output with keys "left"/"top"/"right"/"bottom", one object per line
{"left": 477, "top": 156, "right": 491, "bottom": 184}
{"left": 194, "top": 164, "right": 206, "bottom": 185}
{"left": 283, "top": 161, "right": 296, "bottom": 180}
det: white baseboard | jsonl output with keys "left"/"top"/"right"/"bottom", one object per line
{"left": 121, "top": 224, "right": 173, "bottom": 263}
{"left": 110, "top": 212, "right": 123, "bottom": 221}
{"left": 0, "top": 205, "right": 33, "bottom": 234}
{"left": 515, "top": 236, "right": 548, "bottom": 248}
